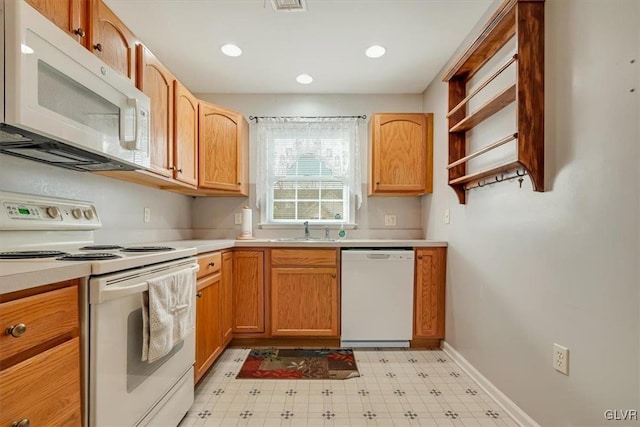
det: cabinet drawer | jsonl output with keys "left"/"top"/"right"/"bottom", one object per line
{"left": 0, "top": 285, "right": 78, "bottom": 363}
{"left": 0, "top": 337, "right": 81, "bottom": 426}
{"left": 197, "top": 252, "right": 222, "bottom": 278}
{"left": 271, "top": 249, "right": 337, "bottom": 267}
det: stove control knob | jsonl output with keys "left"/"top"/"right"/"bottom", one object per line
{"left": 83, "top": 209, "right": 95, "bottom": 220}
{"left": 71, "top": 208, "right": 83, "bottom": 219}
{"left": 46, "top": 206, "right": 60, "bottom": 219}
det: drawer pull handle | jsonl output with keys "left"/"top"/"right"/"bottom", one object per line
{"left": 208, "top": 262, "right": 215, "bottom": 267}
{"left": 11, "top": 418, "right": 30, "bottom": 427}
{"left": 196, "top": 292, "right": 203, "bottom": 298}
{"left": 73, "top": 28, "right": 85, "bottom": 37}
{"left": 6, "top": 323, "right": 27, "bottom": 338}
{"left": 93, "top": 43, "right": 103, "bottom": 52}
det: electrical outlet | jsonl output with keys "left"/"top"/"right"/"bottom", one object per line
{"left": 444, "top": 209, "right": 450, "bottom": 224}
{"left": 143, "top": 207, "right": 151, "bottom": 223}
{"left": 553, "top": 343, "right": 569, "bottom": 375}
{"left": 234, "top": 213, "right": 243, "bottom": 225}
{"left": 384, "top": 214, "right": 397, "bottom": 226}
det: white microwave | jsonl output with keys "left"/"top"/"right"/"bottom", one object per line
{"left": 0, "top": 0, "right": 151, "bottom": 171}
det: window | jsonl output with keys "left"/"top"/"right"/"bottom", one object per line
{"left": 270, "top": 154, "right": 348, "bottom": 223}
{"left": 256, "top": 117, "right": 361, "bottom": 225}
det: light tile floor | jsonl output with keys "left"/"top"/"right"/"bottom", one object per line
{"left": 179, "top": 348, "right": 519, "bottom": 427}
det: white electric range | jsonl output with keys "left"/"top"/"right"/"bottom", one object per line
{"left": 0, "top": 190, "right": 198, "bottom": 427}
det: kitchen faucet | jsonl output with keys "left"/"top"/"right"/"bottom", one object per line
{"left": 303, "top": 221, "right": 310, "bottom": 240}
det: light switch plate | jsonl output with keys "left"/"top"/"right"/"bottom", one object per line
{"left": 234, "top": 213, "right": 243, "bottom": 225}
{"left": 143, "top": 207, "right": 151, "bottom": 223}
{"left": 444, "top": 209, "right": 450, "bottom": 224}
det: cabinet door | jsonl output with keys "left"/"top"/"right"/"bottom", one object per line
{"left": 195, "top": 274, "right": 222, "bottom": 384}
{"left": 414, "top": 248, "right": 446, "bottom": 339}
{"left": 0, "top": 338, "right": 81, "bottom": 427}
{"left": 25, "top": 0, "right": 89, "bottom": 46}
{"left": 221, "top": 252, "right": 233, "bottom": 345}
{"left": 136, "top": 44, "right": 175, "bottom": 178}
{"left": 370, "top": 113, "right": 433, "bottom": 195}
{"left": 90, "top": 0, "right": 137, "bottom": 80}
{"left": 271, "top": 267, "right": 339, "bottom": 337}
{"left": 198, "top": 103, "right": 248, "bottom": 194}
{"left": 173, "top": 80, "right": 199, "bottom": 186}
{"left": 232, "top": 250, "right": 264, "bottom": 334}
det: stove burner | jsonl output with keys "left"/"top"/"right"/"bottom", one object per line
{"left": 0, "top": 250, "right": 69, "bottom": 259}
{"left": 79, "top": 245, "right": 124, "bottom": 251}
{"left": 121, "top": 246, "right": 176, "bottom": 253}
{"left": 57, "top": 253, "right": 122, "bottom": 261}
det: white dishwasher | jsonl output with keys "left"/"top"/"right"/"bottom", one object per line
{"left": 341, "top": 248, "right": 415, "bottom": 348}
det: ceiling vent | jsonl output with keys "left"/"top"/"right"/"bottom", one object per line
{"left": 270, "top": 0, "right": 307, "bottom": 12}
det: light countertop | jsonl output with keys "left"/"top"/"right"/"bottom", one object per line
{"left": 0, "top": 261, "right": 91, "bottom": 294}
{"left": 0, "top": 239, "right": 447, "bottom": 294}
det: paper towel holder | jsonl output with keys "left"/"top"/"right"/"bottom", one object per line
{"left": 236, "top": 205, "right": 255, "bottom": 240}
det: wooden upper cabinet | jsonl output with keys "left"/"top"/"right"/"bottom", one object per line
{"left": 173, "top": 80, "right": 199, "bottom": 187}
{"left": 90, "top": 0, "right": 137, "bottom": 80}
{"left": 414, "top": 248, "right": 446, "bottom": 339}
{"left": 136, "top": 45, "right": 175, "bottom": 178}
{"left": 198, "top": 103, "right": 249, "bottom": 195}
{"left": 25, "top": 0, "right": 89, "bottom": 46}
{"left": 369, "top": 113, "right": 433, "bottom": 196}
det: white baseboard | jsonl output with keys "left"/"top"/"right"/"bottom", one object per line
{"left": 441, "top": 341, "right": 540, "bottom": 427}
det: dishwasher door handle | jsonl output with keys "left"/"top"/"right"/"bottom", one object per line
{"left": 366, "top": 253, "right": 391, "bottom": 260}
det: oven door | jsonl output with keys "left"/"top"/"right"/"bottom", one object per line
{"left": 88, "top": 259, "right": 197, "bottom": 427}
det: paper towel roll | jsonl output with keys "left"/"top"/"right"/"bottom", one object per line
{"left": 241, "top": 206, "right": 252, "bottom": 238}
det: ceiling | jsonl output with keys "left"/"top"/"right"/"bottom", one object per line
{"left": 104, "top": 0, "right": 494, "bottom": 94}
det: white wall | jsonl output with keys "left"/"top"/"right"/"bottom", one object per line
{"left": 422, "top": 0, "right": 640, "bottom": 425}
{"left": 0, "top": 155, "right": 193, "bottom": 243}
{"left": 192, "top": 94, "right": 425, "bottom": 239}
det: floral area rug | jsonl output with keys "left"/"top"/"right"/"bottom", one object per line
{"left": 236, "top": 348, "right": 360, "bottom": 380}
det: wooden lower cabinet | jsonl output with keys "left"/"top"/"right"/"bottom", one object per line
{"left": 232, "top": 250, "right": 265, "bottom": 334}
{"left": 0, "top": 280, "right": 81, "bottom": 427}
{"left": 413, "top": 247, "right": 447, "bottom": 339}
{"left": 221, "top": 251, "right": 233, "bottom": 345}
{"left": 269, "top": 249, "right": 339, "bottom": 338}
{"left": 195, "top": 273, "right": 223, "bottom": 383}
{"left": 271, "top": 267, "right": 339, "bottom": 337}
{"left": 0, "top": 338, "right": 81, "bottom": 427}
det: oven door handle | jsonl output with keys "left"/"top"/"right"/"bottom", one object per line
{"left": 97, "top": 265, "right": 199, "bottom": 302}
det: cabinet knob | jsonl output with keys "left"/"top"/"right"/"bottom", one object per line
{"left": 93, "top": 43, "right": 103, "bottom": 52}
{"left": 196, "top": 292, "right": 203, "bottom": 298}
{"left": 237, "top": 182, "right": 241, "bottom": 185}
{"left": 73, "top": 28, "right": 85, "bottom": 37}
{"left": 417, "top": 255, "right": 423, "bottom": 260}
{"left": 177, "top": 168, "right": 183, "bottom": 173}
{"left": 11, "top": 419, "right": 30, "bottom": 427}
{"left": 376, "top": 182, "right": 380, "bottom": 186}
{"left": 5, "top": 323, "right": 27, "bottom": 338}
{"left": 331, "top": 273, "right": 337, "bottom": 279}
{"left": 208, "top": 262, "right": 215, "bottom": 267}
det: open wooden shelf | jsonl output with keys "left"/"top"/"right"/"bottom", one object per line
{"left": 449, "top": 161, "right": 521, "bottom": 186}
{"left": 449, "top": 84, "right": 516, "bottom": 133}
{"left": 443, "top": 0, "right": 545, "bottom": 204}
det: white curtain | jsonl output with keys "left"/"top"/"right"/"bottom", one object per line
{"left": 255, "top": 117, "right": 362, "bottom": 210}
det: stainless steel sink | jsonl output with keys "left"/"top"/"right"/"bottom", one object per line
{"left": 268, "top": 237, "right": 337, "bottom": 242}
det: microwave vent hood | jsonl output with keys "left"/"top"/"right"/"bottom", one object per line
{"left": 0, "top": 126, "right": 137, "bottom": 172}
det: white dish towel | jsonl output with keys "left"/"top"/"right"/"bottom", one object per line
{"left": 141, "top": 270, "right": 195, "bottom": 363}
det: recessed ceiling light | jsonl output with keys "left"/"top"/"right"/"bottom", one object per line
{"left": 365, "top": 45, "right": 386, "bottom": 58}
{"left": 221, "top": 44, "right": 242, "bottom": 57}
{"left": 296, "top": 74, "right": 313, "bottom": 84}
